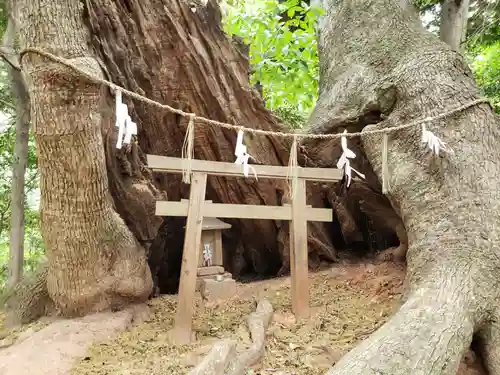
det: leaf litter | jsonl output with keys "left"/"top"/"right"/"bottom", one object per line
{"left": 70, "top": 261, "right": 404, "bottom": 375}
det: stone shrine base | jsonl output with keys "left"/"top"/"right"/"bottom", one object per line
{"left": 196, "top": 266, "right": 236, "bottom": 301}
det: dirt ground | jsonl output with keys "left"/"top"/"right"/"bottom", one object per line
{"left": 0, "top": 260, "right": 487, "bottom": 375}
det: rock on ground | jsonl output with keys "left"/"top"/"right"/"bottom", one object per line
{"left": 0, "top": 304, "right": 150, "bottom": 375}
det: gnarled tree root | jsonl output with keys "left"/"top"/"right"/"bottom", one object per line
{"left": 323, "top": 271, "right": 486, "bottom": 375}
{"left": 2, "top": 261, "right": 54, "bottom": 328}
{"left": 188, "top": 340, "right": 237, "bottom": 375}
{"left": 478, "top": 310, "right": 500, "bottom": 375}
{"left": 190, "top": 299, "right": 274, "bottom": 375}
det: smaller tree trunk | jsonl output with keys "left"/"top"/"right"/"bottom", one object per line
{"left": 8, "top": 69, "right": 30, "bottom": 288}
{"left": 440, "top": 0, "right": 470, "bottom": 51}
{"left": 3, "top": 15, "right": 31, "bottom": 288}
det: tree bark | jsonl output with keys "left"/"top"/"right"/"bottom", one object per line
{"left": 440, "top": 0, "right": 470, "bottom": 52}
{"left": 14, "top": 0, "right": 153, "bottom": 316}
{"left": 8, "top": 0, "right": 402, "bottom": 321}
{"left": 308, "top": 0, "right": 500, "bottom": 374}
{"left": 3, "top": 15, "right": 30, "bottom": 289}
{"left": 83, "top": 0, "right": 338, "bottom": 287}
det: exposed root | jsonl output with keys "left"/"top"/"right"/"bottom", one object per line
{"left": 2, "top": 261, "right": 54, "bottom": 328}
{"left": 374, "top": 246, "right": 407, "bottom": 263}
{"left": 226, "top": 299, "right": 274, "bottom": 375}
{"left": 190, "top": 299, "right": 274, "bottom": 375}
{"left": 0, "top": 304, "right": 150, "bottom": 375}
{"left": 188, "top": 340, "right": 237, "bottom": 375}
{"left": 324, "top": 273, "right": 478, "bottom": 375}
{"left": 478, "top": 310, "right": 500, "bottom": 375}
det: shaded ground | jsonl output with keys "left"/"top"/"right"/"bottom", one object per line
{"left": 72, "top": 261, "right": 485, "bottom": 375}
{"left": 0, "top": 305, "right": 150, "bottom": 375}
{"left": 0, "top": 260, "right": 487, "bottom": 375}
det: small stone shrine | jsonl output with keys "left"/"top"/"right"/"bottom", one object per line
{"left": 194, "top": 217, "right": 236, "bottom": 299}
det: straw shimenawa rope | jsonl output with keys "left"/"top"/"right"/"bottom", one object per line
{"left": 381, "top": 133, "right": 391, "bottom": 194}
{"left": 19, "top": 48, "right": 491, "bottom": 141}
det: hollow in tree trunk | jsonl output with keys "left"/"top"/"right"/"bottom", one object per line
{"left": 305, "top": 0, "right": 500, "bottom": 374}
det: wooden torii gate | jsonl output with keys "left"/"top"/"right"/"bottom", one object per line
{"left": 147, "top": 155, "right": 342, "bottom": 344}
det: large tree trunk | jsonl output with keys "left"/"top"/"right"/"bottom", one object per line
{"left": 440, "top": 0, "right": 470, "bottom": 51}
{"left": 15, "top": 0, "right": 153, "bottom": 316}
{"left": 306, "top": 0, "right": 500, "bottom": 374}
{"left": 83, "top": 0, "right": 339, "bottom": 289}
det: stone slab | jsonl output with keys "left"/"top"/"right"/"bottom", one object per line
{"left": 200, "top": 278, "right": 237, "bottom": 301}
{"left": 195, "top": 272, "right": 232, "bottom": 291}
{"left": 197, "top": 266, "right": 225, "bottom": 276}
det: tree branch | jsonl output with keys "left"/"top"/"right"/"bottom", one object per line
{"left": 0, "top": 46, "right": 20, "bottom": 71}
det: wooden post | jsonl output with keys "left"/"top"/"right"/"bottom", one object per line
{"left": 214, "top": 230, "right": 223, "bottom": 266}
{"left": 171, "top": 172, "right": 207, "bottom": 344}
{"left": 290, "top": 177, "right": 309, "bottom": 318}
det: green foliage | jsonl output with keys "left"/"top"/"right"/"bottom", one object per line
{"left": 273, "top": 102, "right": 307, "bottom": 129}
{"left": 0, "top": 1, "right": 44, "bottom": 291}
{"left": 0, "top": 65, "right": 12, "bottom": 113}
{"left": 467, "top": 0, "right": 500, "bottom": 48}
{"left": 224, "top": 0, "right": 498, "bottom": 127}
{"left": 469, "top": 41, "right": 500, "bottom": 111}
{"left": 0, "top": 0, "right": 7, "bottom": 35}
{"left": 223, "top": 0, "right": 323, "bottom": 125}
{"left": 466, "top": 0, "right": 500, "bottom": 113}
{"left": 415, "top": 0, "right": 500, "bottom": 45}
{"left": 413, "top": 0, "right": 500, "bottom": 110}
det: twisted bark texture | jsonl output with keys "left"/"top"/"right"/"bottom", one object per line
{"left": 84, "top": 0, "right": 405, "bottom": 291}
{"left": 306, "top": 0, "right": 500, "bottom": 374}
{"left": 84, "top": 0, "right": 345, "bottom": 290}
